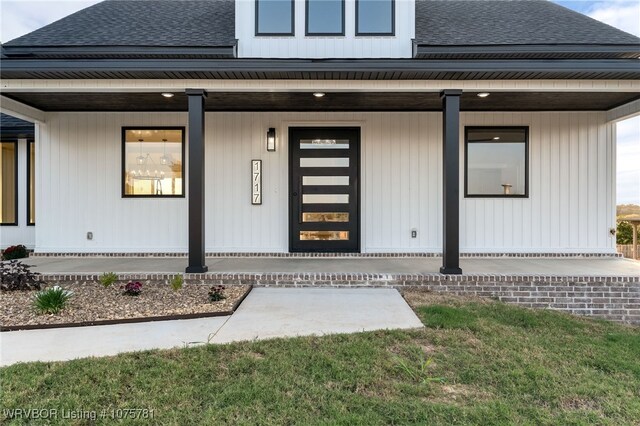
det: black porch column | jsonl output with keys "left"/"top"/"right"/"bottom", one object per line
{"left": 185, "top": 89, "right": 208, "bottom": 273}
{"left": 440, "top": 90, "right": 463, "bottom": 274}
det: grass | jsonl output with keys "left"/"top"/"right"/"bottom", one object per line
{"left": 2, "top": 292, "right": 639, "bottom": 425}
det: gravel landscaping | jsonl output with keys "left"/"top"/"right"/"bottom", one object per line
{"left": 0, "top": 282, "right": 250, "bottom": 329}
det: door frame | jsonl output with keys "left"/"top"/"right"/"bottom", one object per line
{"left": 288, "top": 126, "right": 361, "bottom": 253}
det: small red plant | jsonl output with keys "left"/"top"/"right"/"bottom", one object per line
{"left": 208, "top": 285, "right": 226, "bottom": 302}
{"left": 122, "top": 281, "right": 143, "bottom": 296}
{"left": 2, "top": 244, "right": 28, "bottom": 260}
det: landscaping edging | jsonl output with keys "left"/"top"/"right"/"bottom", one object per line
{"left": 1, "top": 286, "right": 252, "bottom": 332}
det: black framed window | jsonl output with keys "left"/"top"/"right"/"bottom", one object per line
{"left": 0, "top": 141, "right": 18, "bottom": 225}
{"left": 356, "top": 0, "right": 395, "bottom": 36}
{"left": 306, "top": 0, "right": 345, "bottom": 36}
{"left": 122, "top": 127, "right": 185, "bottom": 198}
{"left": 465, "top": 127, "right": 529, "bottom": 198}
{"left": 27, "top": 140, "right": 35, "bottom": 225}
{"left": 256, "top": 0, "right": 295, "bottom": 36}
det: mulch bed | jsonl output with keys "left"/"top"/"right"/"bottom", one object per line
{"left": 0, "top": 282, "right": 251, "bottom": 331}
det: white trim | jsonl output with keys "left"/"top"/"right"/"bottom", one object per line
{"left": 606, "top": 98, "right": 640, "bottom": 122}
{"left": 0, "top": 96, "right": 46, "bottom": 124}
{"left": 3, "top": 79, "right": 640, "bottom": 93}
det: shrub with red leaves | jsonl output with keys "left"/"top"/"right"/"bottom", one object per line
{"left": 122, "top": 281, "right": 143, "bottom": 296}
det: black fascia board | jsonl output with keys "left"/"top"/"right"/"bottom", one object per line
{"left": 413, "top": 43, "right": 640, "bottom": 57}
{"left": 1, "top": 45, "right": 237, "bottom": 58}
{"left": 1, "top": 58, "right": 640, "bottom": 75}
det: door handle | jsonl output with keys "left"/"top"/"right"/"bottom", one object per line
{"left": 298, "top": 180, "right": 303, "bottom": 224}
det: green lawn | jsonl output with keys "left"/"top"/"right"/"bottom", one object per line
{"left": 2, "top": 292, "right": 639, "bottom": 425}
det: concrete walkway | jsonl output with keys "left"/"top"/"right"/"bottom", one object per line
{"left": 24, "top": 256, "right": 640, "bottom": 276}
{"left": 0, "top": 288, "right": 423, "bottom": 366}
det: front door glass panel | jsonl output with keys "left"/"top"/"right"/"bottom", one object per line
{"left": 290, "top": 128, "right": 360, "bottom": 252}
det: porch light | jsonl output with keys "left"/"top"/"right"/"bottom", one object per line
{"left": 266, "top": 127, "right": 276, "bottom": 151}
{"left": 161, "top": 93, "right": 174, "bottom": 98}
{"left": 477, "top": 92, "right": 490, "bottom": 98}
{"left": 313, "top": 92, "right": 325, "bottom": 98}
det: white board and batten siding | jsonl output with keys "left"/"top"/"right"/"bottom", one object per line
{"left": 236, "top": 0, "right": 415, "bottom": 58}
{"left": 35, "top": 111, "right": 616, "bottom": 254}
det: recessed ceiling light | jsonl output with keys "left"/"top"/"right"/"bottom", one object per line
{"left": 313, "top": 92, "right": 325, "bottom": 98}
{"left": 477, "top": 92, "right": 490, "bottom": 98}
{"left": 161, "top": 93, "right": 174, "bottom": 98}
{"left": 493, "top": 136, "right": 500, "bottom": 140}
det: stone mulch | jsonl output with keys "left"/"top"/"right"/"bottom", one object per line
{"left": 0, "top": 282, "right": 250, "bottom": 328}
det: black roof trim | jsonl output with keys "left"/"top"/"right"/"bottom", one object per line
{"left": 413, "top": 43, "right": 640, "bottom": 60}
{"left": 1, "top": 45, "right": 237, "bottom": 59}
{"left": 2, "top": 58, "right": 640, "bottom": 75}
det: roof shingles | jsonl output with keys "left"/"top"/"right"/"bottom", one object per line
{"left": 4, "top": 0, "right": 236, "bottom": 47}
{"left": 415, "top": 0, "right": 640, "bottom": 46}
{"left": 2, "top": 0, "right": 638, "bottom": 57}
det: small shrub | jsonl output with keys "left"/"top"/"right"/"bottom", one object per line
{"left": 2, "top": 245, "right": 28, "bottom": 260}
{"left": 99, "top": 272, "right": 118, "bottom": 288}
{"left": 617, "top": 221, "right": 640, "bottom": 245}
{"left": 170, "top": 275, "right": 184, "bottom": 291}
{"left": 122, "top": 281, "right": 143, "bottom": 296}
{"left": 33, "top": 285, "right": 73, "bottom": 315}
{"left": 0, "top": 260, "right": 42, "bottom": 292}
{"left": 208, "top": 285, "right": 226, "bottom": 302}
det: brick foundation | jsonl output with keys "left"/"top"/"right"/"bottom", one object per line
{"left": 41, "top": 272, "right": 639, "bottom": 324}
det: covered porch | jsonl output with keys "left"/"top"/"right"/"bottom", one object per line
{"left": 2, "top": 76, "right": 639, "bottom": 275}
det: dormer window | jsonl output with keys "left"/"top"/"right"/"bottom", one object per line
{"left": 306, "top": 0, "right": 345, "bottom": 36}
{"left": 256, "top": 0, "right": 295, "bottom": 36}
{"left": 356, "top": 0, "right": 395, "bottom": 36}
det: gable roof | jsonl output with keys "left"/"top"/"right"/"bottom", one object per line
{"left": 2, "top": 0, "right": 638, "bottom": 60}
{"left": 1, "top": 0, "right": 638, "bottom": 81}
{"left": 414, "top": 0, "right": 640, "bottom": 59}
{"left": 2, "top": 0, "right": 236, "bottom": 58}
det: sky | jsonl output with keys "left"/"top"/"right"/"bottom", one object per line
{"left": 0, "top": 0, "right": 638, "bottom": 205}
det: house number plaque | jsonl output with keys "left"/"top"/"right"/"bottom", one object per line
{"left": 251, "top": 160, "right": 262, "bottom": 205}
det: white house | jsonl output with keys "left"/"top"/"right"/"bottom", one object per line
{"left": 1, "top": 0, "right": 639, "bottom": 274}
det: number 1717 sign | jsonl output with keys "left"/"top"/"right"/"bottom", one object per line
{"left": 251, "top": 160, "right": 262, "bottom": 205}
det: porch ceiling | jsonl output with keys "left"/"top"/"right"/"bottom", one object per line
{"left": 4, "top": 91, "right": 639, "bottom": 112}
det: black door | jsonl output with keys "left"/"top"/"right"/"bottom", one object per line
{"left": 289, "top": 127, "right": 360, "bottom": 252}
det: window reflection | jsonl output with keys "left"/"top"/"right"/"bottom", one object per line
{"left": 307, "top": 0, "right": 343, "bottom": 35}
{"left": 257, "top": 0, "right": 294, "bottom": 35}
{"left": 302, "top": 213, "right": 349, "bottom": 222}
{"left": 357, "top": 0, "right": 394, "bottom": 35}
{"left": 300, "top": 231, "right": 349, "bottom": 240}
{"left": 0, "top": 142, "right": 17, "bottom": 224}
{"left": 466, "top": 128, "right": 528, "bottom": 196}
{"left": 123, "top": 129, "right": 184, "bottom": 196}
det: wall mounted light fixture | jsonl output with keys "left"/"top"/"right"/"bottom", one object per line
{"left": 266, "top": 127, "right": 276, "bottom": 152}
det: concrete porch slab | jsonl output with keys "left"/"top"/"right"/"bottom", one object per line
{"left": 0, "top": 288, "right": 423, "bottom": 366}
{"left": 23, "top": 256, "right": 640, "bottom": 276}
